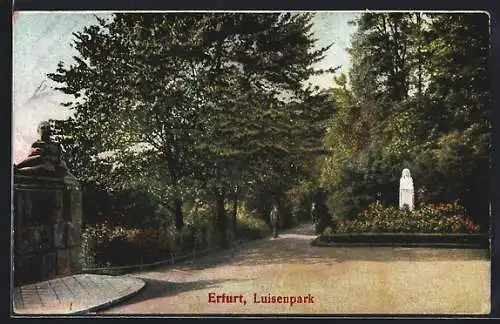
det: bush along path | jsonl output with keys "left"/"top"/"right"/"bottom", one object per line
{"left": 80, "top": 217, "right": 273, "bottom": 275}
{"left": 82, "top": 236, "right": 253, "bottom": 276}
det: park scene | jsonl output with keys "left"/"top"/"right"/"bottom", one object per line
{"left": 12, "top": 11, "right": 490, "bottom": 315}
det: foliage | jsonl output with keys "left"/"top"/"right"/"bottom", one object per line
{"left": 80, "top": 224, "right": 161, "bottom": 268}
{"left": 322, "top": 226, "right": 334, "bottom": 236}
{"left": 80, "top": 198, "right": 273, "bottom": 268}
{"left": 80, "top": 222, "right": 209, "bottom": 268}
{"left": 320, "top": 13, "right": 490, "bottom": 231}
{"left": 331, "top": 203, "right": 480, "bottom": 233}
{"left": 49, "top": 13, "right": 335, "bottom": 244}
{"left": 80, "top": 184, "right": 164, "bottom": 228}
{"left": 284, "top": 180, "right": 316, "bottom": 223}
{"left": 237, "top": 212, "right": 270, "bottom": 240}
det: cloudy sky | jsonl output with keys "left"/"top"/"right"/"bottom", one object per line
{"left": 12, "top": 11, "right": 359, "bottom": 163}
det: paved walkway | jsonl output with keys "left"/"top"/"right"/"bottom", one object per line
{"left": 12, "top": 274, "right": 145, "bottom": 315}
{"left": 100, "top": 223, "right": 490, "bottom": 315}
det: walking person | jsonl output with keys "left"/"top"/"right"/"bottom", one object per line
{"left": 311, "top": 202, "right": 319, "bottom": 234}
{"left": 270, "top": 204, "right": 279, "bottom": 238}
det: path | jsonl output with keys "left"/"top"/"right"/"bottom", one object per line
{"left": 101, "top": 223, "right": 490, "bottom": 315}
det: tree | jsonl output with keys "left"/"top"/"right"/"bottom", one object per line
{"left": 321, "top": 12, "right": 490, "bottom": 228}
{"left": 48, "top": 14, "right": 224, "bottom": 231}
{"left": 48, "top": 13, "right": 336, "bottom": 243}
{"left": 424, "top": 13, "right": 490, "bottom": 229}
{"left": 193, "top": 13, "right": 335, "bottom": 246}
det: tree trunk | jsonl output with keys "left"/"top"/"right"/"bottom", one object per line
{"left": 166, "top": 153, "right": 184, "bottom": 232}
{"left": 215, "top": 187, "right": 228, "bottom": 249}
{"left": 174, "top": 197, "right": 184, "bottom": 231}
{"left": 417, "top": 13, "right": 423, "bottom": 96}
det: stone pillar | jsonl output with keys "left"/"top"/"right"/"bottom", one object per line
{"left": 14, "top": 174, "right": 82, "bottom": 286}
{"left": 13, "top": 121, "right": 82, "bottom": 286}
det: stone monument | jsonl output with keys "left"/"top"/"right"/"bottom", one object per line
{"left": 13, "top": 121, "right": 82, "bottom": 286}
{"left": 399, "top": 168, "right": 414, "bottom": 211}
{"left": 14, "top": 121, "right": 69, "bottom": 176}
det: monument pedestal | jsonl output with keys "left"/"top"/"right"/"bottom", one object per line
{"left": 14, "top": 174, "right": 82, "bottom": 286}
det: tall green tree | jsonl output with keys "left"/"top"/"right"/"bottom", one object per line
{"left": 49, "top": 14, "right": 224, "bottom": 231}
{"left": 49, "top": 13, "right": 336, "bottom": 241}
{"left": 194, "top": 13, "right": 335, "bottom": 246}
{"left": 321, "top": 12, "right": 490, "bottom": 229}
{"left": 424, "top": 13, "right": 490, "bottom": 229}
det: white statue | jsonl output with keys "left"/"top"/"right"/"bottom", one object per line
{"left": 399, "top": 168, "right": 414, "bottom": 211}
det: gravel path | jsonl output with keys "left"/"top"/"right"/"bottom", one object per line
{"left": 101, "top": 224, "right": 490, "bottom": 315}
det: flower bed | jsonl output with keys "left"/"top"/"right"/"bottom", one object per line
{"left": 327, "top": 202, "right": 480, "bottom": 234}
{"left": 312, "top": 202, "right": 487, "bottom": 248}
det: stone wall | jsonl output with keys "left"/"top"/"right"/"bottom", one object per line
{"left": 13, "top": 174, "right": 82, "bottom": 286}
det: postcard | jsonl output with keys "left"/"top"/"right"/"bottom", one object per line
{"left": 11, "top": 10, "right": 491, "bottom": 316}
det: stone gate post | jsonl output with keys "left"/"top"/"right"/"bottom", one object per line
{"left": 13, "top": 121, "right": 82, "bottom": 286}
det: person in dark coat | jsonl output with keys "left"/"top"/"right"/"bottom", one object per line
{"left": 311, "top": 202, "right": 320, "bottom": 234}
{"left": 270, "top": 205, "right": 279, "bottom": 238}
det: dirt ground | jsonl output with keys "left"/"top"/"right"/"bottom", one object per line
{"left": 101, "top": 224, "right": 490, "bottom": 315}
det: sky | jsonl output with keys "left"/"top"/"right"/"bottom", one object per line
{"left": 12, "top": 11, "right": 359, "bottom": 163}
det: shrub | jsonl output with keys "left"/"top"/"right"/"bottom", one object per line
{"left": 330, "top": 202, "right": 480, "bottom": 234}
{"left": 284, "top": 180, "right": 315, "bottom": 224}
{"left": 237, "top": 203, "right": 270, "bottom": 240}
{"left": 238, "top": 216, "right": 270, "bottom": 240}
{"left": 81, "top": 184, "right": 161, "bottom": 228}
{"left": 322, "top": 227, "right": 334, "bottom": 236}
{"left": 183, "top": 198, "right": 213, "bottom": 250}
{"left": 80, "top": 223, "right": 164, "bottom": 268}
